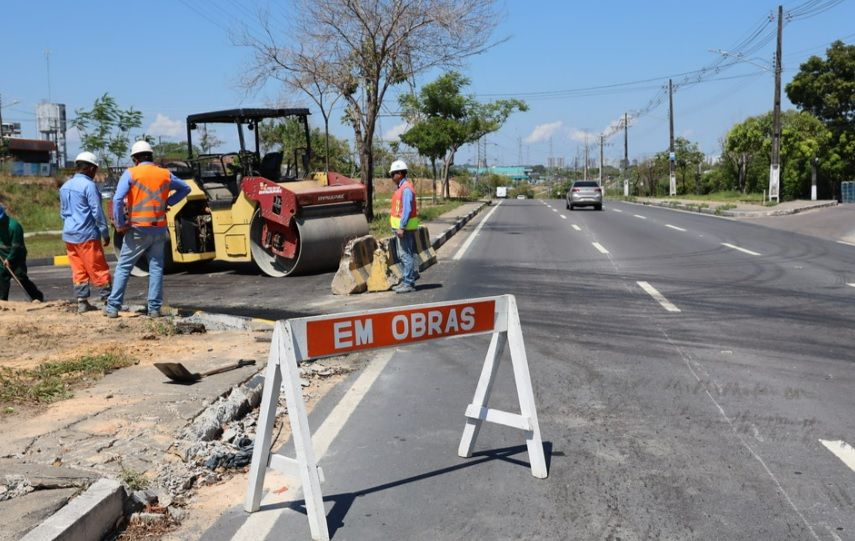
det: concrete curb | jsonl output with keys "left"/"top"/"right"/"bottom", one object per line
{"left": 631, "top": 199, "right": 838, "bottom": 218}
{"left": 431, "top": 201, "right": 488, "bottom": 251}
{"left": 20, "top": 479, "right": 126, "bottom": 541}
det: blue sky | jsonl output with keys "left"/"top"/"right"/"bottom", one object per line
{"left": 2, "top": 0, "right": 853, "bottom": 168}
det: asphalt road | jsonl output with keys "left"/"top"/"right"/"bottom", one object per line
{"left": 23, "top": 200, "right": 855, "bottom": 539}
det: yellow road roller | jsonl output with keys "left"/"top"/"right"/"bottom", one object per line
{"left": 115, "top": 108, "right": 368, "bottom": 277}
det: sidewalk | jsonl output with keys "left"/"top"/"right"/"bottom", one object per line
{"left": 1, "top": 200, "right": 490, "bottom": 541}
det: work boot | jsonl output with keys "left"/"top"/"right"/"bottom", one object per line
{"left": 103, "top": 307, "right": 119, "bottom": 319}
{"left": 147, "top": 309, "right": 163, "bottom": 318}
{"left": 77, "top": 299, "right": 97, "bottom": 314}
{"left": 395, "top": 284, "right": 415, "bottom": 294}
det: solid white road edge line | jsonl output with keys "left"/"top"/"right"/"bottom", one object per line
{"left": 453, "top": 200, "right": 502, "bottom": 260}
{"left": 722, "top": 242, "right": 762, "bottom": 256}
{"left": 232, "top": 349, "right": 396, "bottom": 541}
{"left": 571, "top": 224, "right": 581, "bottom": 231}
{"left": 819, "top": 439, "right": 855, "bottom": 473}
{"left": 665, "top": 224, "right": 687, "bottom": 232}
{"left": 637, "top": 281, "right": 681, "bottom": 312}
{"left": 592, "top": 242, "right": 609, "bottom": 254}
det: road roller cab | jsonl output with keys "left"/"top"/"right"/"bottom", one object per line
{"left": 116, "top": 108, "right": 369, "bottom": 277}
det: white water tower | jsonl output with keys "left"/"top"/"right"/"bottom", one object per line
{"left": 37, "top": 102, "right": 66, "bottom": 169}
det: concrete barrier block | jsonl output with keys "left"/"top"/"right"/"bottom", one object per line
{"left": 21, "top": 478, "right": 126, "bottom": 541}
{"left": 331, "top": 235, "right": 378, "bottom": 295}
{"left": 386, "top": 226, "right": 437, "bottom": 279}
{"left": 367, "top": 247, "right": 396, "bottom": 292}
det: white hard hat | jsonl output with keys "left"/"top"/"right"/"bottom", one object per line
{"left": 389, "top": 159, "right": 408, "bottom": 174}
{"left": 74, "top": 151, "right": 99, "bottom": 167}
{"left": 130, "top": 140, "right": 154, "bottom": 156}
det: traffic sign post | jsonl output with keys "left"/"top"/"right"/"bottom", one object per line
{"left": 244, "top": 295, "right": 547, "bottom": 540}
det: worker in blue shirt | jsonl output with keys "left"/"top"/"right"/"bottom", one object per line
{"left": 60, "top": 152, "right": 112, "bottom": 313}
{"left": 104, "top": 141, "right": 191, "bottom": 318}
{"left": 388, "top": 160, "right": 420, "bottom": 293}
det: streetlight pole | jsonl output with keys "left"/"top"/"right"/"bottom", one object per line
{"left": 769, "top": 4, "right": 784, "bottom": 203}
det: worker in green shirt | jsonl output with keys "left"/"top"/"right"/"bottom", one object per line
{"left": 0, "top": 204, "right": 44, "bottom": 302}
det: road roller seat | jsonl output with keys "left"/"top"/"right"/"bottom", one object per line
{"left": 259, "top": 151, "right": 283, "bottom": 182}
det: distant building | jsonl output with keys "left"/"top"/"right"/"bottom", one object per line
{"left": 466, "top": 165, "right": 532, "bottom": 182}
{"left": 2, "top": 137, "right": 56, "bottom": 176}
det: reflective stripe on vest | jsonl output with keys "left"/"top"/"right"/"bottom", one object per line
{"left": 127, "top": 164, "right": 170, "bottom": 228}
{"left": 389, "top": 180, "right": 420, "bottom": 230}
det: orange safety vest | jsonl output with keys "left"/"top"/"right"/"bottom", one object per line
{"left": 389, "top": 179, "right": 420, "bottom": 230}
{"left": 127, "top": 164, "right": 171, "bottom": 228}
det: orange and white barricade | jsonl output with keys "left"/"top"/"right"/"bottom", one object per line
{"left": 244, "top": 294, "right": 547, "bottom": 540}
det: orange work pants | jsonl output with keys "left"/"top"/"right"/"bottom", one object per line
{"left": 65, "top": 239, "right": 111, "bottom": 300}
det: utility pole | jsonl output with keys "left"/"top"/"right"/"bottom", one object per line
{"left": 599, "top": 135, "right": 604, "bottom": 187}
{"left": 584, "top": 134, "right": 589, "bottom": 181}
{"left": 769, "top": 4, "right": 783, "bottom": 203}
{"left": 623, "top": 113, "right": 629, "bottom": 197}
{"left": 668, "top": 79, "right": 676, "bottom": 196}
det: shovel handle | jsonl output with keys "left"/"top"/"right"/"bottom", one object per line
{"left": 200, "top": 359, "right": 256, "bottom": 377}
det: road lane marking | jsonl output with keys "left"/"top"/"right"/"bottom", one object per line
{"left": 233, "top": 349, "right": 396, "bottom": 540}
{"left": 837, "top": 240, "right": 855, "bottom": 247}
{"left": 637, "top": 281, "right": 681, "bottom": 312}
{"left": 722, "top": 242, "right": 762, "bottom": 256}
{"left": 571, "top": 224, "right": 581, "bottom": 231}
{"left": 453, "top": 200, "right": 502, "bottom": 260}
{"left": 665, "top": 224, "right": 687, "bottom": 232}
{"left": 592, "top": 242, "right": 609, "bottom": 254}
{"left": 819, "top": 440, "right": 855, "bottom": 473}
{"left": 560, "top": 214, "right": 567, "bottom": 219}
{"left": 633, "top": 214, "right": 647, "bottom": 219}
{"left": 848, "top": 283, "right": 855, "bottom": 288}
{"left": 552, "top": 208, "right": 557, "bottom": 212}
{"left": 612, "top": 208, "right": 623, "bottom": 213}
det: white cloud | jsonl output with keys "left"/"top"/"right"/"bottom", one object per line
{"left": 382, "top": 121, "right": 410, "bottom": 142}
{"left": 569, "top": 129, "right": 595, "bottom": 143}
{"left": 147, "top": 113, "right": 183, "bottom": 138}
{"left": 524, "top": 121, "right": 563, "bottom": 144}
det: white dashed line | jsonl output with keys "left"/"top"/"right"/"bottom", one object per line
{"left": 560, "top": 214, "right": 567, "bottom": 220}
{"left": 838, "top": 240, "right": 855, "bottom": 247}
{"left": 665, "top": 224, "right": 687, "bottom": 232}
{"left": 637, "top": 281, "right": 681, "bottom": 312}
{"left": 592, "top": 242, "right": 609, "bottom": 254}
{"left": 819, "top": 440, "right": 855, "bottom": 473}
{"left": 611, "top": 208, "right": 623, "bottom": 213}
{"left": 633, "top": 214, "right": 647, "bottom": 219}
{"left": 722, "top": 242, "right": 762, "bottom": 256}
{"left": 552, "top": 209, "right": 558, "bottom": 212}
{"left": 453, "top": 200, "right": 502, "bottom": 260}
{"left": 571, "top": 224, "right": 581, "bottom": 231}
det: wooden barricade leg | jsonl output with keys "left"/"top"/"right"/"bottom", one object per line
{"left": 245, "top": 323, "right": 285, "bottom": 512}
{"left": 458, "top": 330, "right": 507, "bottom": 458}
{"left": 506, "top": 296, "right": 548, "bottom": 478}
{"left": 280, "top": 322, "right": 330, "bottom": 541}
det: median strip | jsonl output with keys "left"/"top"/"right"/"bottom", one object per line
{"left": 592, "top": 242, "right": 609, "bottom": 254}
{"left": 637, "top": 281, "right": 681, "bottom": 312}
{"left": 665, "top": 224, "right": 687, "bottom": 232}
{"left": 722, "top": 242, "right": 762, "bottom": 256}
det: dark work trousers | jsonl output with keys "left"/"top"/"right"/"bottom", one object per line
{"left": 0, "top": 262, "right": 45, "bottom": 301}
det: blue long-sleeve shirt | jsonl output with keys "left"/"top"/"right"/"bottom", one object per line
{"left": 398, "top": 179, "right": 415, "bottom": 229}
{"left": 112, "top": 162, "right": 191, "bottom": 234}
{"left": 60, "top": 173, "right": 110, "bottom": 244}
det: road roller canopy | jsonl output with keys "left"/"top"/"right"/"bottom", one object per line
{"left": 186, "top": 108, "right": 310, "bottom": 126}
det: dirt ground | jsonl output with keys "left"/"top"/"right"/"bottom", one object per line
{"left": 0, "top": 300, "right": 352, "bottom": 540}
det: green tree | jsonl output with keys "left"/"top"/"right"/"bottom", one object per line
{"left": 153, "top": 141, "right": 194, "bottom": 160}
{"left": 399, "top": 71, "right": 526, "bottom": 200}
{"left": 786, "top": 40, "right": 855, "bottom": 184}
{"left": 71, "top": 93, "right": 142, "bottom": 169}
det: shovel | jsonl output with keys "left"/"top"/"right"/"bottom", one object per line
{"left": 154, "top": 359, "right": 256, "bottom": 383}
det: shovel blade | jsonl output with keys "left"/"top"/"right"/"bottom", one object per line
{"left": 154, "top": 362, "right": 201, "bottom": 383}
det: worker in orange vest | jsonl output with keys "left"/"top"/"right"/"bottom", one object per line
{"left": 104, "top": 141, "right": 190, "bottom": 318}
{"left": 388, "top": 160, "right": 420, "bottom": 294}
